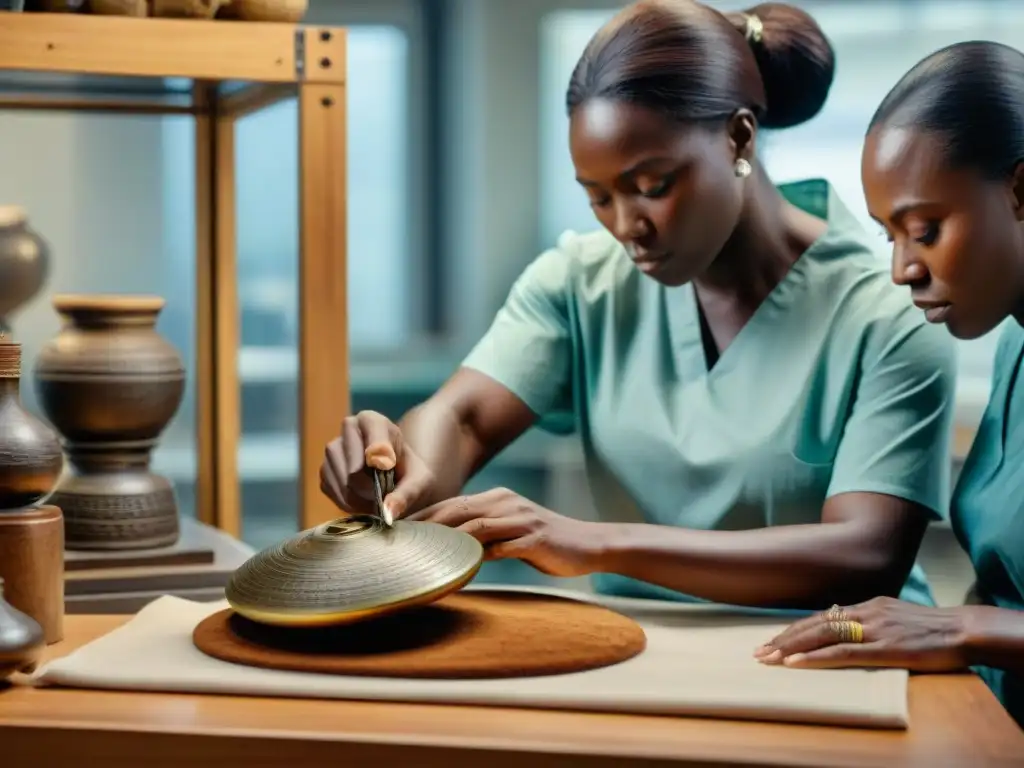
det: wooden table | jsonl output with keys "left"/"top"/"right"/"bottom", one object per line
{"left": 1, "top": 615, "right": 1022, "bottom": 767}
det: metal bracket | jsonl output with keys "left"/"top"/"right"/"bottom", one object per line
{"left": 294, "top": 29, "right": 306, "bottom": 81}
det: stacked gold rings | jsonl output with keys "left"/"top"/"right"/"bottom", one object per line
{"left": 828, "top": 619, "right": 864, "bottom": 643}
{"left": 825, "top": 604, "right": 847, "bottom": 621}
{"left": 824, "top": 604, "right": 864, "bottom": 643}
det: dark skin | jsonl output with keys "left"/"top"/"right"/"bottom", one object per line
{"left": 319, "top": 100, "right": 932, "bottom": 609}
{"left": 862, "top": 126, "right": 1024, "bottom": 340}
{"left": 755, "top": 124, "right": 1024, "bottom": 670}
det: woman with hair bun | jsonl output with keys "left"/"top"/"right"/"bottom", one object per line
{"left": 319, "top": 1, "right": 958, "bottom": 611}
{"left": 756, "top": 40, "right": 1024, "bottom": 728}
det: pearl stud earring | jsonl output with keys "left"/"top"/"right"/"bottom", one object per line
{"left": 734, "top": 158, "right": 752, "bottom": 178}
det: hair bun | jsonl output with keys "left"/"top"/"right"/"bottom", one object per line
{"left": 726, "top": 3, "right": 836, "bottom": 129}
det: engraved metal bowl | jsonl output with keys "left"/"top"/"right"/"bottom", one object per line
{"left": 225, "top": 515, "right": 485, "bottom": 627}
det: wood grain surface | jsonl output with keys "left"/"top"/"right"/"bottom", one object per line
{"left": 1, "top": 614, "right": 1022, "bottom": 767}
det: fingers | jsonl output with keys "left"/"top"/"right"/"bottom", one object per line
{"left": 319, "top": 453, "right": 345, "bottom": 509}
{"left": 384, "top": 459, "right": 433, "bottom": 521}
{"left": 458, "top": 515, "right": 535, "bottom": 545}
{"left": 382, "top": 434, "right": 434, "bottom": 520}
{"left": 758, "top": 621, "right": 853, "bottom": 664}
{"left": 320, "top": 411, "right": 404, "bottom": 514}
{"left": 486, "top": 537, "right": 532, "bottom": 562}
{"left": 341, "top": 417, "right": 365, "bottom": 475}
{"left": 778, "top": 642, "right": 890, "bottom": 669}
{"left": 358, "top": 411, "right": 401, "bottom": 471}
{"left": 404, "top": 496, "right": 482, "bottom": 527}
{"left": 753, "top": 616, "right": 821, "bottom": 659}
{"left": 754, "top": 603, "right": 865, "bottom": 662}
{"left": 320, "top": 438, "right": 351, "bottom": 510}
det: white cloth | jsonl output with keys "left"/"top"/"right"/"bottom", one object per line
{"left": 35, "top": 586, "right": 908, "bottom": 729}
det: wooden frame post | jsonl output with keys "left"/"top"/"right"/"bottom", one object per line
{"left": 298, "top": 29, "right": 349, "bottom": 530}
{"left": 194, "top": 83, "right": 241, "bottom": 537}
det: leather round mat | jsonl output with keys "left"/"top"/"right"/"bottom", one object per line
{"left": 193, "top": 589, "right": 647, "bottom": 679}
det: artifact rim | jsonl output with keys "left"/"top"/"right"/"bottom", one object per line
{"left": 225, "top": 516, "right": 485, "bottom": 627}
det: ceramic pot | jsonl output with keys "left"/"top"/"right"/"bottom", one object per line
{"left": 222, "top": 0, "right": 306, "bottom": 22}
{"left": 0, "top": 337, "right": 63, "bottom": 512}
{"left": 0, "top": 207, "right": 50, "bottom": 335}
{"left": 151, "top": 0, "right": 223, "bottom": 17}
{"left": 34, "top": 295, "right": 186, "bottom": 551}
{"left": 93, "top": 0, "right": 223, "bottom": 18}
{"left": 0, "top": 576, "right": 45, "bottom": 680}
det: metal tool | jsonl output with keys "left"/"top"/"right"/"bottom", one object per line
{"left": 373, "top": 467, "right": 396, "bottom": 527}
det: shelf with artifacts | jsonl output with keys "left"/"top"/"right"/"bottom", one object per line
{"left": 0, "top": 9, "right": 350, "bottom": 546}
{"left": 0, "top": 9, "right": 350, "bottom": 613}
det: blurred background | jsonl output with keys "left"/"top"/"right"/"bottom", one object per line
{"left": 2, "top": 0, "right": 1017, "bottom": 603}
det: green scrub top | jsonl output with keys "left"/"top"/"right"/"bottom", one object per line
{"left": 951, "top": 321, "right": 1024, "bottom": 727}
{"left": 462, "top": 178, "right": 958, "bottom": 608}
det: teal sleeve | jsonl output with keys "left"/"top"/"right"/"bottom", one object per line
{"left": 826, "top": 316, "right": 958, "bottom": 519}
{"left": 461, "top": 245, "right": 576, "bottom": 434}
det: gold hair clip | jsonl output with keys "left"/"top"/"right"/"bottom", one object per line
{"left": 744, "top": 14, "right": 764, "bottom": 44}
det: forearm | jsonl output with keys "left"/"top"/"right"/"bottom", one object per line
{"left": 962, "top": 606, "right": 1024, "bottom": 676}
{"left": 398, "top": 400, "right": 481, "bottom": 508}
{"left": 596, "top": 520, "right": 911, "bottom": 610}
{"left": 397, "top": 368, "right": 539, "bottom": 512}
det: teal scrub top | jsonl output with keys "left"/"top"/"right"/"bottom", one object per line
{"left": 951, "top": 321, "right": 1024, "bottom": 727}
{"left": 462, "top": 178, "right": 959, "bottom": 608}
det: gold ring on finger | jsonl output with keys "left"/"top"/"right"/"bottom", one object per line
{"left": 824, "top": 604, "right": 848, "bottom": 622}
{"left": 828, "top": 619, "right": 864, "bottom": 644}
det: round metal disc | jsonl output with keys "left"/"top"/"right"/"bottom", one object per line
{"left": 225, "top": 515, "right": 484, "bottom": 627}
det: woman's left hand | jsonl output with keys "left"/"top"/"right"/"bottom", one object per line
{"left": 753, "top": 597, "right": 971, "bottom": 672}
{"left": 405, "top": 488, "right": 607, "bottom": 577}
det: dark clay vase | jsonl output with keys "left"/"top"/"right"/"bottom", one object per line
{"left": 0, "top": 206, "right": 50, "bottom": 335}
{"left": 0, "top": 336, "right": 63, "bottom": 511}
{"left": 33, "top": 295, "right": 186, "bottom": 551}
{"left": 0, "top": 576, "right": 45, "bottom": 680}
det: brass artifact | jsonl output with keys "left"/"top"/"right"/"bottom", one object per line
{"left": 0, "top": 207, "right": 49, "bottom": 335}
{"left": 0, "top": 334, "right": 63, "bottom": 511}
{"left": 34, "top": 294, "right": 186, "bottom": 551}
{"left": 0, "top": 576, "right": 45, "bottom": 680}
{"left": 225, "top": 515, "right": 485, "bottom": 627}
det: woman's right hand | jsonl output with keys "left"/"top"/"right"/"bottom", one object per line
{"left": 319, "top": 411, "right": 435, "bottom": 520}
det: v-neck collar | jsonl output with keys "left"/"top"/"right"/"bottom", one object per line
{"left": 663, "top": 179, "right": 864, "bottom": 381}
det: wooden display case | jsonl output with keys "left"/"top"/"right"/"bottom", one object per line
{"left": 0, "top": 11, "right": 349, "bottom": 536}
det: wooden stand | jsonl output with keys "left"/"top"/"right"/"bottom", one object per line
{"left": 64, "top": 536, "right": 215, "bottom": 571}
{"left": 63, "top": 516, "right": 256, "bottom": 615}
{"left": 0, "top": 505, "right": 64, "bottom": 644}
{"left": 0, "top": 13, "right": 351, "bottom": 537}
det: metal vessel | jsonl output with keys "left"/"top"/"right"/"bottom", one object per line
{"left": 225, "top": 515, "right": 484, "bottom": 627}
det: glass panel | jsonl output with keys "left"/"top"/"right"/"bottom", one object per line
{"left": 232, "top": 97, "right": 302, "bottom": 549}
{"left": 539, "top": 1, "right": 1024, "bottom": 403}
{"left": 181, "top": 25, "right": 407, "bottom": 549}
